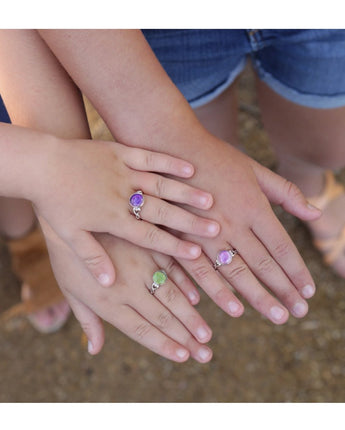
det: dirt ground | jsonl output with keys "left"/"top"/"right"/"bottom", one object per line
{"left": 0, "top": 65, "right": 344, "bottom": 403}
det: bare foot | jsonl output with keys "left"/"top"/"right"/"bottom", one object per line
{"left": 4, "top": 227, "right": 71, "bottom": 333}
{"left": 21, "top": 283, "right": 71, "bottom": 333}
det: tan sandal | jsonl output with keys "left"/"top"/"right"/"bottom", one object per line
{"left": 308, "top": 170, "right": 345, "bottom": 267}
{"left": 1, "top": 227, "right": 70, "bottom": 333}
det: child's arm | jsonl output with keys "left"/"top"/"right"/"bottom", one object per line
{"left": 37, "top": 29, "right": 321, "bottom": 322}
{"left": 0, "top": 123, "right": 216, "bottom": 361}
{"left": 0, "top": 29, "right": 218, "bottom": 358}
{"left": 0, "top": 30, "right": 219, "bottom": 287}
{"left": 0, "top": 122, "right": 219, "bottom": 282}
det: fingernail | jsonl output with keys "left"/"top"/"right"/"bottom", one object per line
{"left": 189, "top": 246, "right": 201, "bottom": 258}
{"left": 198, "top": 346, "right": 212, "bottom": 362}
{"left": 207, "top": 222, "right": 219, "bottom": 235}
{"left": 88, "top": 340, "right": 94, "bottom": 354}
{"left": 199, "top": 195, "right": 212, "bottom": 208}
{"left": 176, "top": 348, "right": 189, "bottom": 359}
{"left": 228, "top": 301, "right": 241, "bottom": 315}
{"left": 302, "top": 284, "right": 315, "bottom": 299}
{"left": 188, "top": 291, "right": 198, "bottom": 303}
{"left": 270, "top": 306, "right": 285, "bottom": 322}
{"left": 182, "top": 165, "right": 194, "bottom": 176}
{"left": 98, "top": 273, "right": 111, "bottom": 287}
{"left": 292, "top": 302, "right": 308, "bottom": 318}
{"left": 196, "top": 326, "right": 210, "bottom": 341}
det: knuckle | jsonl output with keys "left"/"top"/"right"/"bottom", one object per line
{"left": 274, "top": 241, "right": 291, "bottom": 259}
{"left": 134, "top": 322, "right": 151, "bottom": 340}
{"left": 157, "top": 311, "right": 173, "bottom": 330}
{"left": 144, "top": 151, "right": 155, "bottom": 169}
{"left": 226, "top": 264, "right": 248, "bottom": 281}
{"left": 192, "top": 263, "right": 211, "bottom": 282}
{"left": 189, "top": 214, "right": 200, "bottom": 234}
{"left": 256, "top": 257, "right": 275, "bottom": 275}
{"left": 284, "top": 179, "right": 301, "bottom": 200}
{"left": 145, "top": 226, "right": 161, "bottom": 246}
{"left": 163, "top": 286, "right": 178, "bottom": 304}
{"left": 157, "top": 204, "right": 169, "bottom": 223}
{"left": 165, "top": 158, "right": 175, "bottom": 172}
{"left": 154, "top": 176, "right": 166, "bottom": 198}
{"left": 164, "top": 259, "right": 178, "bottom": 276}
{"left": 83, "top": 254, "right": 105, "bottom": 268}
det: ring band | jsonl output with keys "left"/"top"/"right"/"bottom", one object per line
{"left": 129, "top": 190, "right": 144, "bottom": 220}
{"left": 149, "top": 270, "right": 167, "bottom": 295}
{"left": 214, "top": 249, "right": 238, "bottom": 270}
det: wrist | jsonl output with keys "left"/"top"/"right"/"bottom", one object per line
{"left": 0, "top": 122, "right": 59, "bottom": 201}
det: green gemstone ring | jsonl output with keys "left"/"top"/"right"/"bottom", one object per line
{"left": 150, "top": 270, "right": 167, "bottom": 295}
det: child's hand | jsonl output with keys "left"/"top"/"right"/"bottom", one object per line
{"left": 31, "top": 137, "right": 220, "bottom": 288}
{"left": 174, "top": 139, "right": 321, "bottom": 324}
{"left": 42, "top": 218, "right": 213, "bottom": 363}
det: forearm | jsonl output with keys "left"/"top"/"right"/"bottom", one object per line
{"left": 0, "top": 29, "right": 90, "bottom": 139}
{"left": 38, "top": 30, "right": 217, "bottom": 157}
{"left": 0, "top": 122, "right": 57, "bottom": 199}
{"left": 0, "top": 30, "right": 92, "bottom": 201}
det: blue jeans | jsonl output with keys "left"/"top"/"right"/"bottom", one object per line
{"left": 142, "top": 29, "right": 345, "bottom": 109}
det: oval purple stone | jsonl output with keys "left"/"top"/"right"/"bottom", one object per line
{"left": 217, "top": 250, "right": 232, "bottom": 265}
{"left": 130, "top": 192, "right": 144, "bottom": 207}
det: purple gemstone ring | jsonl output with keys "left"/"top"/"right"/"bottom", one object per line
{"left": 214, "top": 249, "right": 238, "bottom": 270}
{"left": 129, "top": 190, "right": 145, "bottom": 220}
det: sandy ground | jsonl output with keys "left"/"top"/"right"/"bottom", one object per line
{"left": 0, "top": 65, "right": 344, "bottom": 403}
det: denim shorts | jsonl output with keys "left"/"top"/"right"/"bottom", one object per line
{"left": 142, "top": 29, "right": 345, "bottom": 109}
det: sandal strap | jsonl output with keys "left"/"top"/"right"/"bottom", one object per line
{"left": 308, "top": 170, "right": 345, "bottom": 211}
{"left": 313, "top": 225, "right": 345, "bottom": 265}
{"left": 1, "top": 228, "right": 65, "bottom": 322}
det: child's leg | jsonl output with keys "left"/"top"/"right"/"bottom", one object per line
{"left": 256, "top": 79, "right": 345, "bottom": 276}
{"left": 193, "top": 84, "right": 238, "bottom": 144}
{"left": 0, "top": 196, "right": 71, "bottom": 332}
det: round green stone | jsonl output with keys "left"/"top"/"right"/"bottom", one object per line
{"left": 152, "top": 270, "right": 167, "bottom": 285}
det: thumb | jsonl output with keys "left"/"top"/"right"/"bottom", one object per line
{"left": 63, "top": 289, "right": 105, "bottom": 355}
{"left": 252, "top": 161, "right": 322, "bottom": 221}
{"left": 68, "top": 230, "right": 116, "bottom": 287}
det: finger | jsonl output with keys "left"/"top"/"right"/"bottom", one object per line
{"left": 122, "top": 146, "right": 195, "bottom": 178}
{"left": 212, "top": 247, "right": 290, "bottom": 325}
{"left": 63, "top": 290, "right": 105, "bottom": 355}
{"left": 131, "top": 286, "right": 213, "bottom": 363}
{"left": 252, "top": 212, "right": 316, "bottom": 300}
{"left": 152, "top": 253, "right": 200, "bottom": 305}
{"left": 67, "top": 230, "right": 116, "bottom": 287}
{"left": 251, "top": 161, "right": 322, "bottom": 221}
{"left": 233, "top": 231, "right": 309, "bottom": 318}
{"left": 136, "top": 171, "right": 214, "bottom": 209}
{"left": 110, "top": 305, "right": 191, "bottom": 363}
{"left": 151, "top": 272, "right": 212, "bottom": 344}
{"left": 140, "top": 195, "right": 219, "bottom": 237}
{"left": 123, "top": 218, "right": 202, "bottom": 260}
{"left": 177, "top": 253, "right": 245, "bottom": 318}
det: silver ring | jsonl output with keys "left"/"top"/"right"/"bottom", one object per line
{"left": 149, "top": 270, "right": 167, "bottom": 295}
{"left": 129, "top": 190, "right": 144, "bottom": 220}
{"left": 214, "top": 249, "right": 238, "bottom": 270}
